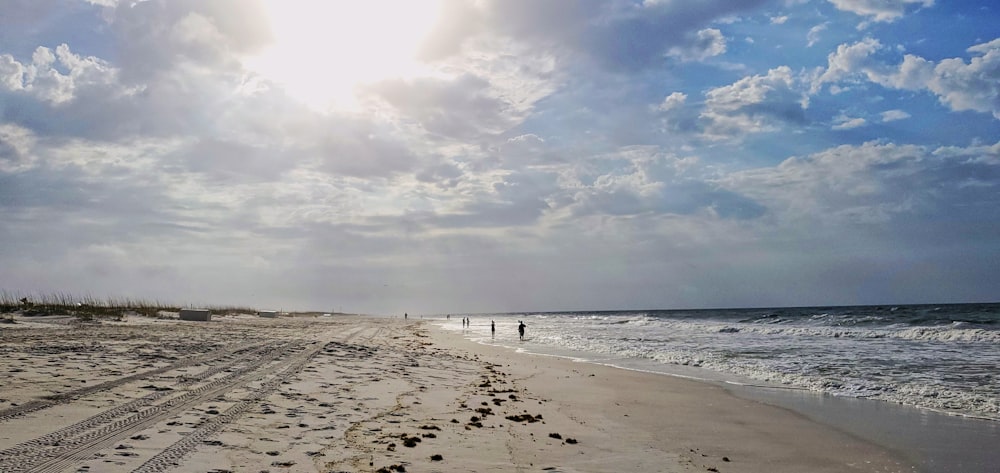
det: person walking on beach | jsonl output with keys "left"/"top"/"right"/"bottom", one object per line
{"left": 518, "top": 321, "right": 526, "bottom": 340}
{"left": 491, "top": 320, "right": 495, "bottom": 337}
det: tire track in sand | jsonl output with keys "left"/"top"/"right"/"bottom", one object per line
{"left": 0, "top": 340, "right": 262, "bottom": 423}
{"left": 131, "top": 341, "right": 327, "bottom": 473}
{"left": 0, "top": 340, "right": 313, "bottom": 473}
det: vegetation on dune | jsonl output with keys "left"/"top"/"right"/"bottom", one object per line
{"left": 0, "top": 290, "right": 258, "bottom": 322}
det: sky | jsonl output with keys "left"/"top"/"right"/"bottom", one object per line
{"left": 0, "top": 0, "right": 998, "bottom": 314}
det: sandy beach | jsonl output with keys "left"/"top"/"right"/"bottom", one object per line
{"left": 0, "top": 314, "right": 915, "bottom": 472}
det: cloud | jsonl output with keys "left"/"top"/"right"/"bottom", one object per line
{"left": 807, "top": 23, "right": 828, "bottom": 47}
{"left": 667, "top": 28, "right": 727, "bottom": 62}
{"left": 655, "top": 92, "right": 700, "bottom": 133}
{"left": 436, "top": 169, "right": 558, "bottom": 228}
{"left": 832, "top": 115, "right": 867, "bottom": 130}
{"left": 563, "top": 146, "right": 766, "bottom": 220}
{"left": 812, "top": 37, "right": 1000, "bottom": 119}
{"left": 108, "top": 0, "right": 272, "bottom": 84}
{"left": 700, "top": 66, "right": 809, "bottom": 139}
{"left": 657, "top": 92, "right": 688, "bottom": 112}
{"left": 2, "top": 1, "right": 999, "bottom": 312}
{"left": 0, "top": 44, "right": 122, "bottom": 105}
{"left": 880, "top": 109, "right": 910, "bottom": 122}
{"left": 420, "top": 0, "right": 767, "bottom": 72}
{"left": 499, "top": 133, "right": 552, "bottom": 167}
{"left": 0, "top": 39, "right": 272, "bottom": 141}
{"left": 827, "top": 0, "right": 934, "bottom": 23}
{"left": 811, "top": 37, "right": 884, "bottom": 92}
{"left": 722, "top": 140, "right": 1000, "bottom": 227}
{"left": 310, "top": 121, "right": 421, "bottom": 179}
{"left": 922, "top": 39, "right": 1000, "bottom": 118}
{"left": 0, "top": 124, "right": 36, "bottom": 172}
{"left": 366, "top": 74, "right": 519, "bottom": 140}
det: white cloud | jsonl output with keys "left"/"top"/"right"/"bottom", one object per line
{"left": 0, "top": 54, "right": 26, "bottom": 91}
{"left": 880, "top": 109, "right": 910, "bottom": 122}
{"left": 701, "top": 66, "right": 809, "bottom": 139}
{"left": 562, "top": 146, "right": 764, "bottom": 220}
{"left": 667, "top": 28, "right": 727, "bottom": 62}
{"left": 0, "top": 44, "right": 120, "bottom": 105}
{"left": 0, "top": 124, "right": 38, "bottom": 172}
{"left": 807, "top": 23, "right": 828, "bottom": 47}
{"left": 813, "top": 37, "right": 1000, "bottom": 119}
{"left": 722, "top": 140, "right": 998, "bottom": 226}
{"left": 498, "top": 133, "right": 549, "bottom": 167}
{"left": 110, "top": 0, "right": 271, "bottom": 83}
{"left": 771, "top": 15, "right": 789, "bottom": 24}
{"left": 366, "top": 74, "right": 521, "bottom": 140}
{"left": 2, "top": 1, "right": 999, "bottom": 313}
{"left": 812, "top": 37, "right": 883, "bottom": 92}
{"left": 832, "top": 115, "right": 867, "bottom": 130}
{"left": 421, "top": 0, "right": 766, "bottom": 72}
{"left": 657, "top": 92, "right": 688, "bottom": 112}
{"left": 886, "top": 54, "right": 936, "bottom": 89}
{"left": 827, "top": 0, "right": 934, "bottom": 23}
{"left": 655, "top": 92, "right": 700, "bottom": 133}
{"left": 924, "top": 39, "right": 1000, "bottom": 118}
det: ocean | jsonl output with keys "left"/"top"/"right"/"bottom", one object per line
{"left": 439, "top": 303, "right": 1000, "bottom": 421}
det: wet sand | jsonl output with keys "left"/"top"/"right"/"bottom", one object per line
{"left": 0, "top": 314, "right": 915, "bottom": 472}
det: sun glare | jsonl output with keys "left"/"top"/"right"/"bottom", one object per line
{"left": 246, "top": 0, "right": 442, "bottom": 111}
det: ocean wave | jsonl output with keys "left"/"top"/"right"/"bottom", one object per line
{"left": 693, "top": 323, "right": 1000, "bottom": 343}
{"left": 715, "top": 364, "right": 1000, "bottom": 419}
{"left": 439, "top": 306, "right": 1000, "bottom": 420}
{"left": 554, "top": 333, "right": 1000, "bottom": 418}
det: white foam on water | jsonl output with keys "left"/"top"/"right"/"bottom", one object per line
{"left": 437, "top": 308, "right": 1000, "bottom": 419}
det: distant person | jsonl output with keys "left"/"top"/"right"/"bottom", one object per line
{"left": 491, "top": 320, "right": 495, "bottom": 337}
{"left": 405, "top": 313, "right": 408, "bottom": 319}
{"left": 518, "top": 321, "right": 526, "bottom": 340}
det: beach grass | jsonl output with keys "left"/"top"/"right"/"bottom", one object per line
{"left": 0, "top": 290, "right": 257, "bottom": 321}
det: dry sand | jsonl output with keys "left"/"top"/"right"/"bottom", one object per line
{"left": 0, "top": 314, "right": 916, "bottom": 472}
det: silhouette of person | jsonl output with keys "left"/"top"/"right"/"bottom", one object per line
{"left": 404, "top": 313, "right": 408, "bottom": 319}
{"left": 491, "top": 320, "right": 495, "bottom": 337}
{"left": 518, "top": 321, "right": 526, "bottom": 340}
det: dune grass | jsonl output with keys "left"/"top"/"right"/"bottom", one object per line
{"left": 0, "top": 290, "right": 258, "bottom": 321}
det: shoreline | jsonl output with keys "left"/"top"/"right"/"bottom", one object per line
{"left": 425, "top": 319, "right": 919, "bottom": 473}
{"left": 437, "top": 318, "right": 1000, "bottom": 473}
{"left": 1, "top": 314, "right": 924, "bottom": 472}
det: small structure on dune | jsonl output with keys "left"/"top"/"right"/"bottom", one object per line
{"left": 179, "top": 309, "right": 211, "bottom": 321}
{"left": 258, "top": 310, "right": 278, "bottom": 318}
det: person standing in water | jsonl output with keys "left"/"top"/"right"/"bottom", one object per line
{"left": 518, "top": 320, "right": 526, "bottom": 340}
{"left": 491, "top": 320, "right": 495, "bottom": 338}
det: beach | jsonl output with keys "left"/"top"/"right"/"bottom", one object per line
{"left": 1, "top": 313, "right": 918, "bottom": 472}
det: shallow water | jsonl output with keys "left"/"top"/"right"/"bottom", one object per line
{"left": 438, "top": 304, "right": 1000, "bottom": 473}
{"left": 442, "top": 304, "right": 1000, "bottom": 420}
